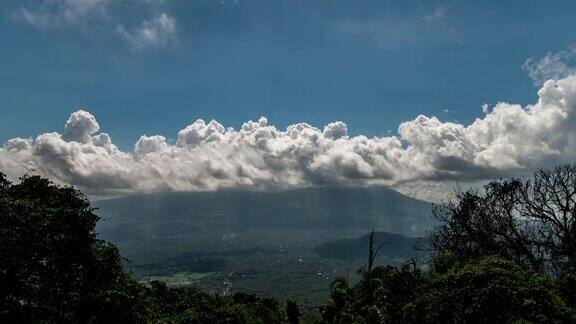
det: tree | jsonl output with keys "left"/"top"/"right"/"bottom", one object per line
{"left": 406, "top": 257, "right": 574, "bottom": 323}
{"left": 0, "top": 172, "right": 289, "bottom": 323}
{"left": 0, "top": 173, "right": 149, "bottom": 322}
{"left": 430, "top": 164, "right": 576, "bottom": 275}
{"left": 285, "top": 299, "right": 300, "bottom": 324}
{"left": 318, "top": 165, "right": 576, "bottom": 323}
{"left": 319, "top": 261, "right": 426, "bottom": 324}
{"left": 319, "top": 255, "right": 576, "bottom": 323}
{"left": 143, "top": 281, "right": 285, "bottom": 323}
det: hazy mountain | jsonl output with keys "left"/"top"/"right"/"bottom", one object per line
{"left": 93, "top": 186, "right": 435, "bottom": 307}
{"left": 95, "top": 185, "right": 434, "bottom": 241}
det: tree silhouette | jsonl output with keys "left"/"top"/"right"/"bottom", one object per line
{"left": 319, "top": 165, "right": 576, "bottom": 323}
{"left": 430, "top": 164, "right": 576, "bottom": 274}
{"left": 0, "top": 173, "right": 147, "bottom": 322}
{"left": 0, "top": 173, "right": 287, "bottom": 323}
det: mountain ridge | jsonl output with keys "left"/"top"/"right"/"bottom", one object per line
{"left": 95, "top": 185, "right": 435, "bottom": 239}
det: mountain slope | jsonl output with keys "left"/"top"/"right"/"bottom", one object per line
{"left": 95, "top": 185, "right": 434, "bottom": 240}
{"left": 93, "top": 186, "right": 434, "bottom": 309}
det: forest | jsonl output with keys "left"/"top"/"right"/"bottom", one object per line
{"left": 2, "top": 165, "right": 576, "bottom": 323}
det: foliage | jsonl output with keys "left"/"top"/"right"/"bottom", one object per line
{"left": 286, "top": 299, "right": 301, "bottom": 324}
{"left": 0, "top": 173, "right": 288, "bottom": 323}
{"left": 319, "top": 165, "right": 576, "bottom": 323}
{"left": 144, "top": 281, "right": 285, "bottom": 323}
{"left": 319, "top": 255, "right": 575, "bottom": 323}
{"left": 0, "top": 174, "right": 144, "bottom": 322}
{"left": 407, "top": 257, "right": 574, "bottom": 323}
{"left": 430, "top": 164, "right": 576, "bottom": 274}
{"left": 319, "top": 260, "right": 425, "bottom": 323}
{"left": 4, "top": 165, "right": 576, "bottom": 323}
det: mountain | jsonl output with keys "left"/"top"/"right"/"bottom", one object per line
{"left": 95, "top": 185, "right": 434, "bottom": 241}
{"left": 93, "top": 186, "right": 435, "bottom": 309}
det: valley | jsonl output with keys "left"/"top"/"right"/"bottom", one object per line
{"left": 95, "top": 186, "right": 434, "bottom": 312}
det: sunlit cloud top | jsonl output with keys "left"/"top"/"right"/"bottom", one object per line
{"left": 2, "top": 74, "right": 576, "bottom": 200}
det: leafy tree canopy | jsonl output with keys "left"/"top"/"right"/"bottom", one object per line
{"left": 4, "top": 165, "right": 576, "bottom": 323}
{"left": 430, "top": 164, "right": 576, "bottom": 274}
{"left": 0, "top": 173, "right": 287, "bottom": 323}
{"left": 319, "top": 165, "right": 576, "bottom": 323}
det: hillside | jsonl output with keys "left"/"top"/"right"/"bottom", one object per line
{"left": 96, "top": 185, "right": 434, "bottom": 239}
{"left": 94, "top": 186, "right": 434, "bottom": 310}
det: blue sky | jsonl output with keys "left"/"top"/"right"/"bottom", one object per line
{"left": 2, "top": 0, "right": 574, "bottom": 149}
{"left": 2, "top": 0, "right": 576, "bottom": 200}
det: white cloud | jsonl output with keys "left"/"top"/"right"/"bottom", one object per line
{"left": 176, "top": 118, "right": 225, "bottom": 147}
{"left": 116, "top": 13, "right": 177, "bottom": 49}
{"left": 523, "top": 46, "right": 576, "bottom": 85}
{"left": 323, "top": 122, "right": 348, "bottom": 140}
{"left": 331, "top": 6, "right": 460, "bottom": 49}
{"left": 425, "top": 7, "right": 447, "bottom": 23}
{"left": 5, "top": 138, "right": 32, "bottom": 152}
{"left": 134, "top": 135, "right": 169, "bottom": 156}
{"left": 16, "top": 0, "right": 177, "bottom": 49}
{"left": 2, "top": 76, "right": 576, "bottom": 199}
{"left": 62, "top": 110, "right": 100, "bottom": 143}
{"left": 17, "top": 0, "right": 111, "bottom": 28}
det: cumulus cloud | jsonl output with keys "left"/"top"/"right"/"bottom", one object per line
{"left": 16, "top": 0, "right": 177, "bottom": 49}
{"left": 5, "top": 138, "right": 32, "bottom": 152}
{"left": 62, "top": 110, "right": 100, "bottom": 143}
{"left": 177, "top": 119, "right": 226, "bottom": 147}
{"left": 2, "top": 76, "right": 576, "bottom": 198}
{"left": 323, "top": 122, "right": 348, "bottom": 140}
{"left": 134, "top": 135, "right": 169, "bottom": 156}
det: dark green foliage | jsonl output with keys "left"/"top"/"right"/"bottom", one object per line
{"left": 430, "top": 164, "right": 576, "bottom": 274}
{"left": 5, "top": 165, "right": 576, "bottom": 323}
{"left": 285, "top": 299, "right": 300, "bottom": 324}
{"left": 144, "top": 281, "right": 285, "bottom": 323}
{"left": 557, "top": 268, "right": 576, "bottom": 310}
{"left": 319, "top": 262, "right": 425, "bottom": 323}
{"left": 319, "top": 165, "right": 576, "bottom": 323}
{"left": 0, "top": 173, "right": 286, "bottom": 323}
{"left": 408, "top": 257, "right": 574, "bottom": 323}
{"left": 0, "top": 174, "right": 143, "bottom": 323}
{"left": 319, "top": 256, "right": 575, "bottom": 323}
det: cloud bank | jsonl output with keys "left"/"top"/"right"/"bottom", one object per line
{"left": 2, "top": 76, "right": 576, "bottom": 198}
